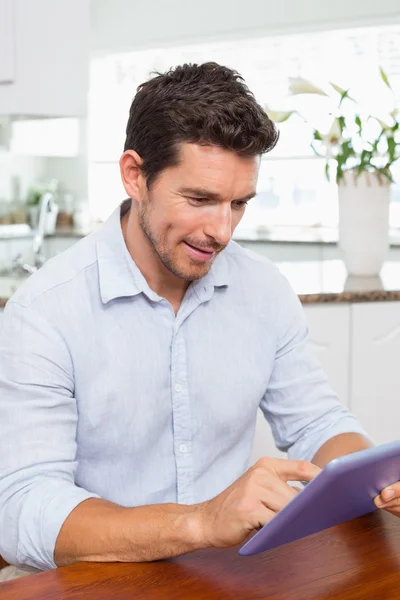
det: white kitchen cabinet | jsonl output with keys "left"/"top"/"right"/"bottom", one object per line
{"left": 303, "top": 304, "right": 350, "bottom": 407}
{"left": 250, "top": 304, "right": 350, "bottom": 464}
{"left": 351, "top": 302, "right": 400, "bottom": 445}
{"left": 0, "top": 0, "right": 14, "bottom": 84}
{"left": 0, "top": 0, "right": 90, "bottom": 117}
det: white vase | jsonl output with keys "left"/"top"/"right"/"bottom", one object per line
{"left": 338, "top": 170, "right": 391, "bottom": 277}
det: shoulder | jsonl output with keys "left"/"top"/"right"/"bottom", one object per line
{"left": 224, "top": 241, "right": 294, "bottom": 298}
{"left": 10, "top": 232, "right": 99, "bottom": 310}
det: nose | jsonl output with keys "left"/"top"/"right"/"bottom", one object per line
{"left": 203, "top": 204, "right": 233, "bottom": 247}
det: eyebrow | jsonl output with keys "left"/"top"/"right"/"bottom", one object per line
{"left": 178, "top": 187, "right": 257, "bottom": 202}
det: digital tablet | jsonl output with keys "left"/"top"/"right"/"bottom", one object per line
{"left": 239, "top": 440, "right": 400, "bottom": 556}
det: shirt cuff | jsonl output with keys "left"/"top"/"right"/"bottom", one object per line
{"left": 287, "top": 416, "right": 374, "bottom": 464}
{"left": 16, "top": 481, "right": 101, "bottom": 571}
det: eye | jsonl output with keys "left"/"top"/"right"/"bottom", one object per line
{"left": 188, "top": 197, "right": 209, "bottom": 204}
{"left": 233, "top": 200, "right": 249, "bottom": 209}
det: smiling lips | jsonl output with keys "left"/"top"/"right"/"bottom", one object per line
{"left": 183, "top": 241, "right": 216, "bottom": 262}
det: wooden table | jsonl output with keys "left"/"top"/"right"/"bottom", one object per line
{"left": 2, "top": 510, "right": 400, "bottom": 599}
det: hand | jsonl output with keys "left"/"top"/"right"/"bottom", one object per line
{"left": 196, "top": 457, "right": 321, "bottom": 548}
{"left": 374, "top": 482, "right": 400, "bottom": 515}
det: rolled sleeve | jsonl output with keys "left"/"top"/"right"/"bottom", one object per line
{"left": 0, "top": 300, "right": 100, "bottom": 571}
{"left": 260, "top": 274, "right": 372, "bottom": 463}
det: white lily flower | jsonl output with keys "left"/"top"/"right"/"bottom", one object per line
{"left": 324, "top": 118, "right": 343, "bottom": 145}
{"left": 376, "top": 118, "right": 392, "bottom": 132}
{"left": 289, "top": 77, "right": 327, "bottom": 96}
{"left": 317, "top": 119, "right": 343, "bottom": 160}
{"left": 390, "top": 108, "right": 399, "bottom": 119}
{"left": 329, "top": 82, "right": 347, "bottom": 96}
{"left": 264, "top": 105, "right": 296, "bottom": 123}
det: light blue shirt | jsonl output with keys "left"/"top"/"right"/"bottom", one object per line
{"left": 0, "top": 200, "right": 368, "bottom": 571}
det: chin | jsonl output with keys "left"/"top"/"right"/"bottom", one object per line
{"left": 174, "top": 260, "right": 212, "bottom": 281}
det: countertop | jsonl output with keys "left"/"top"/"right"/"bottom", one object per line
{"left": 2, "top": 260, "right": 400, "bottom": 309}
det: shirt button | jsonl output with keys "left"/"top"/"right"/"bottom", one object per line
{"left": 179, "top": 444, "right": 188, "bottom": 453}
{"left": 175, "top": 383, "right": 182, "bottom": 392}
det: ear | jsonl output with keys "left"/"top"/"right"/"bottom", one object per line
{"left": 119, "top": 150, "right": 146, "bottom": 202}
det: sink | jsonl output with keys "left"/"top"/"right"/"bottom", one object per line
{"left": 0, "top": 275, "right": 29, "bottom": 298}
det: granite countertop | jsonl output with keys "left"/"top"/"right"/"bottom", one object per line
{"left": 2, "top": 260, "right": 400, "bottom": 309}
{"left": 277, "top": 260, "right": 400, "bottom": 304}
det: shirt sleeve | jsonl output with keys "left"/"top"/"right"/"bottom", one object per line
{"left": 0, "top": 300, "right": 100, "bottom": 571}
{"left": 259, "top": 273, "right": 372, "bottom": 463}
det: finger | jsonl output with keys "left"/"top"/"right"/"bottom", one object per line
{"left": 374, "top": 483, "right": 400, "bottom": 507}
{"left": 375, "top": 495, "right": 400, "bottom": 510}
{"left": 258, "top": 478, "right": 299, "bottom": 513}
{"left": 269, "top": 458, "right": 321, "bottom": 483}
{"left": 380, "top": 484, "right": 399, "bottom": 503}
{"left": 249, "top": 506, "right": 277, "bottom": 531}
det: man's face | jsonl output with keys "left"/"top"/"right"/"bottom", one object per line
{"left": 137, "top": 143, "right": 259, "bottom": 281}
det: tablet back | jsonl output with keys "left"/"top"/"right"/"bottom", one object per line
{"left": 239, "top": 440, "right": 400, "bottom": 556}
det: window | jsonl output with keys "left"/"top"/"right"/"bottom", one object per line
{"left": 88, "top": 24, "right": 400, "bottom": 233}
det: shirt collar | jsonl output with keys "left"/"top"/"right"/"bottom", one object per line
{"left": 96, "top": 199, "right": 230, "bottom": 305}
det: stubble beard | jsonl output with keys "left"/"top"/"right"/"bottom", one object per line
{"left": 138, "top": 200, "right": 213, "bottom": 282}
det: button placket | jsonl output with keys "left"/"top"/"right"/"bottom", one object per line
{"left": 171, "top": 321, "right": 194, "bottom": 505}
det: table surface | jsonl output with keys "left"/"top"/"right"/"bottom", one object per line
{"left": 2, "top": 510, "right": 400, "bottom": 600}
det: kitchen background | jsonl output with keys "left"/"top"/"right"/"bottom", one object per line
{"left": 1, "top": 0, "right": 400, "bottom": 461}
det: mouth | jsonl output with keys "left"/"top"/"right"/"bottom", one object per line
{"left": 183, "top": 241, "right": 217, "bottom": 263}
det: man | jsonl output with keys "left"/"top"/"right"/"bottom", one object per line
{"left": 0, "top": 62, "right": 399, "bottom": 578}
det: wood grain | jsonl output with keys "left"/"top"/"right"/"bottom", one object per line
{"left": 2, "top": 510, "right": 400, "bottom": 599}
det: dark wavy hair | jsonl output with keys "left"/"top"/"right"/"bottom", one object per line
{"left": 124, "top": 61, "right": 279, "bottom": 188}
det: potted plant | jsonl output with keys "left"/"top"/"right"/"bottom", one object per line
{"left": 26, "top": 185, "right": 45, "bottom": 229}
{"left": 267, "top": 69, "right": 400, "bottom": 276}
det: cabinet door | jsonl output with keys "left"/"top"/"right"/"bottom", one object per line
{"left": 0, "top": 0, "right": 89, "bottom": 117}
{"left": 250, "top": 303, "right": 350, "bottom": 464}
{"left": 0, "top": 0, "right": 14, "bottom": 83}
{"left": 303, "top": 304, "right": 350, "bottom": 407}
{"left": 351, "top": 302, "right": 400, "bottom": 445}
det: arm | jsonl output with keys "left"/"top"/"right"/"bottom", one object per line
{"left": 259, "top": 272, "right": 372, "bottom": 463}
{"left": 311, "top": 432, "right": 373, "bottom": 467}
{"left": 0, "top": 301, "right": 101, "bottom": 570}
{"left": 54, "top": 498, "right": 203, "bottom": 566}
{"left": 54, "top": 457, "right": 320, "bottom": 566}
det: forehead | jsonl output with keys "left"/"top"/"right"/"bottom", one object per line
{"left": 166, "top": 143, "right": 260, "bottom": 196}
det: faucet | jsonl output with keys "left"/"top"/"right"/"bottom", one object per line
{"left": 32, "top": 191, "right": 56, "bottom": 269}
{"left": 7, "top": 190, "right": 56, "bottom": 277}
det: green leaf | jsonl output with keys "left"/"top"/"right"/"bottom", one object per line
{"left": 336, "top": 164, "right": 344, "bottom": 185}
{"left": 338, "top": 89, "right": 353, "bottom": 108}
{"left": 329, "top": 82, "right": 347, "bottom": 96}
{"left": 380, "top": 67, "right": 392, "bottom": 90}
{"left": 378, "top": 168, "right": 394, "bottom": 184}
{"left": 325, "top": 162, "right": 330, "bottom": 182}
{"left": 387, "top": 137, "right": 396, "bottom": 162}
{"left": 337, "top": 116, "right": 346, "bottom": 133}
{"left": 313, "top": 130, "right": 323, "bottom": 141}
{"left": 355, "top": 115, "right": 362, "bottom": 134}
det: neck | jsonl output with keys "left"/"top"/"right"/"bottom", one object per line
{"left": 121, "top": 200, "right": 189, "bottom": 312}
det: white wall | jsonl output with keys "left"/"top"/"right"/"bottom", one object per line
{"left": 91, "top": 0, "right": 400, "bottom": 54}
